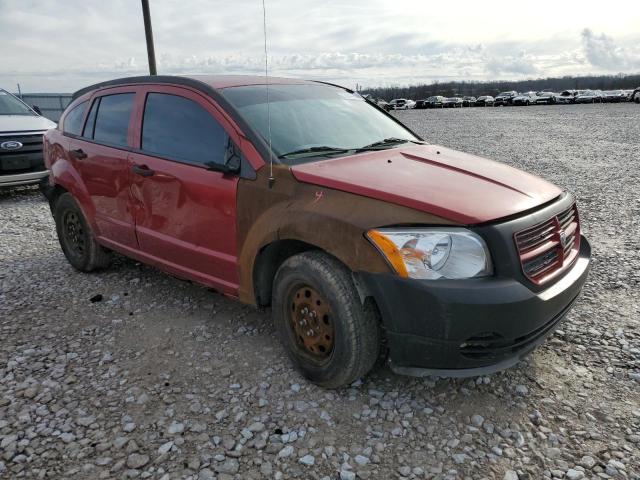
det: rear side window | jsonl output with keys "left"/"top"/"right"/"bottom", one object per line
{"left": 63, "top": 101, "right": 87, "bottom": 135}
{"left": 141, "top": 93, "right": 227, "bottom": 166}
{"left": 93, "top": 93, "right": 134, "bottom": 147}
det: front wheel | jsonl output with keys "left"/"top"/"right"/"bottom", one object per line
{"left": 272, "top": 251, "right": 381, "bottom": 388}
{"left": 54, "top": 193, "right": 111, "bottom": 272}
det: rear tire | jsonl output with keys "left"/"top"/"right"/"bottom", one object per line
{"left": 54, "top": 193, "right": 111, "bottom": 272}
{"left": 272, "top": 251, "right": 381, "bottom": 388}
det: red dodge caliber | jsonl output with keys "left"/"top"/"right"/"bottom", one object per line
{"left": 42, "top": 75, "right": 591, "bottom": 387}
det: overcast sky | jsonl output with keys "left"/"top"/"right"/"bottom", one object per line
{"left": 1, "top": 0, "right": 639, "bottom": 93}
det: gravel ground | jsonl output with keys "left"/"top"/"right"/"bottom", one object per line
{"left": 1, "top": 103, "right": 639, "bottom": 480}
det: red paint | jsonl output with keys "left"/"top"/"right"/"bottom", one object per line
{"left": 45, "top": 82, "right": 242, "bottom": 295}
{"left": 127, "top": 152, "right": 239, "bottom": 292}
{"left": 291, "top": 144, "right": 562, "bottom": 224}
{"left": 44, "top": 75, "right": 568, "bottom": 299}
{"left": 126, "top": 84, "right": 239, "bottom": 292}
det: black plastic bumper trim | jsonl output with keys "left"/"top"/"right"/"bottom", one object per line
{"left": 359, "top": 236, "right": 591, "bottom": 374}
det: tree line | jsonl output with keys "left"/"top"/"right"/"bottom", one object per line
{"left": 361, "top": 74, "right": 640, "bottom": 100}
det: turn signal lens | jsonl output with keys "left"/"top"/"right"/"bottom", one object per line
{"left": 366, "top": 229, "right": 408, "bottom": 277}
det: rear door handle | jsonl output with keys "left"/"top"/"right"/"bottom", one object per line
{"left": 70, "top": 148, "right": 87, "bottom": 160}
{"left": 131, "top": 164, "right": 155, "bottom": 177}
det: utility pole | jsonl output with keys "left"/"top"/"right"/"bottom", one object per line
{"left": 141, "top": 0, "right": 157, "bottom": 75}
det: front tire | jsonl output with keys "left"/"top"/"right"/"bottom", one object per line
{"left": 54, "top": 193, "right": 111, "bottom": 272}
{"left": 272, "top": 251, "right": 381, "bottom": 388}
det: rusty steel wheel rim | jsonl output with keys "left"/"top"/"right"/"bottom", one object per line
{"left": 288, "top": 285, "right": 334, "bottom": 360}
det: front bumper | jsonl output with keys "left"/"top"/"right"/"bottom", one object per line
{"left": 0, "top": 170, "right": 49, "bottom": 187}
{"left": 360, "top": 234, "right": 591, "bottom": 378}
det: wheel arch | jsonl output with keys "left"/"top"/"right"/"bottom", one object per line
{"left": 49, "top": 160, "right": 98, "bottom": 233}
{"left": 253, "top": 239, "right": 326, "bottom": 307}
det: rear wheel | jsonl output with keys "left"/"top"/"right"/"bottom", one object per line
{"left": 54, "top": 193, "right": 111, "bottom": 272}
{"left": 272, "top": 251, "right": 381, "bottom": 388}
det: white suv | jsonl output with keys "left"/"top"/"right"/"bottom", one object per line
{"left": 0, "top": 89, "right": 56, "bottom": 187}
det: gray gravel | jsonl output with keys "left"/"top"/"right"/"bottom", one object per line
{"left": 1, "top": 103, "right": 639, "bottom": 479}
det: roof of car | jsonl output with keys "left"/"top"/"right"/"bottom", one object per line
{"left": 190, "top": 75, "right": 314, "bottom": 89}
{"left": 71, "top": 74, "right": 323, "bottom": 100}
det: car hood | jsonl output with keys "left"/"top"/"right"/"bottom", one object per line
{"left": 0, "top": 115, "right": 56, "bottom": 133}
{"left": 290, "top": 144, "right": 562, "bottom": 224}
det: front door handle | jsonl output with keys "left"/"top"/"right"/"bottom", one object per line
{"left": 131, "top": 164, "right": 155, "bottom": 177}
{"left": 70, "top": 148, "right": 87, "bottom": 160}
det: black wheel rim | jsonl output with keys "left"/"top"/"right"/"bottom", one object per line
{"left": 63, "top": 210, "right": 86, "bottom": 257}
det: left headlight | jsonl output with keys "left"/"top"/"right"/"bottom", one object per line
{"left": 366, "top": 228, "right": 493, "bottom": 280}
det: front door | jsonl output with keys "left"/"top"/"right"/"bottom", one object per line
{"left": 70, "top": 88, "right": 138, "bottom": 249}
{"left": 128, "top": 86, "right": 239, "bottom": 294}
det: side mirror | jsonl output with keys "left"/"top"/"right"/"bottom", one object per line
{"left": 32, "top": 105, "right": 42, "bottom": 115}
{"left": 204, "top": 138, "right": 242, "bottom": 175}
{"left": 204, "top": 161, "right": 240, "bottom": 175}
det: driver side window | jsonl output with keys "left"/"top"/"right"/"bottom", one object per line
{"left": 141, "top": 93, "right": 228, "bottom": 167}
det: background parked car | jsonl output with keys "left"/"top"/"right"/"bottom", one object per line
{"left": 443, "top": 97, "right": 463, "bottom": 108}
{"left": 574, "top": 90, "right": 602, "bottom": 104}
{"left": 512, "top": 92, "right": 538, "bottom": 106}
{"left": 462, "top": 96, "right": 476, "bottom": 107}
{"left": 556, "top": 90, "right": 577, "bottom": 104}
{"left": 0, "top": 88, "right": 56, "bottom": 188}
{"left": 428, "top": 96, "right": 446, "bottom": 108}
{"left": 632, "top": 87, "right": 640, "bottom": 103}
{"left": 388, "top": 98, "right": 409, "bottom": 110}
{"left": 362, "top": 95, "right": 390, "bottom": 111}
{"left": 415, "top": 99, "right": 429, "bottom": 109}
{"left": 536, "top": 92, "right": 558, "bottom": 104}
{"left": 494, "top": 91, "right": 518, "bottom": 106}
{"left": 602, "top": 90, "right": 627, "bottom": 102}
{"left": 475, "top": 95, "right": 494, "bottom": 106}
{"left": 375, "top": 99, "right": 391, "bottom": 110}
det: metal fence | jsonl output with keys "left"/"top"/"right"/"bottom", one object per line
{"left": 17, "top": 93, "right": 72, "bottom": 122}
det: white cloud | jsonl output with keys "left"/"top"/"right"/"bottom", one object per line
{"left": 0, "top": 0, "right": 638, "bottom": 92}
{"left": 581, "top": 28, "right": 640, "bottom": 70}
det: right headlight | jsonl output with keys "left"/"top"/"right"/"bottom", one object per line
{"left": 366, "top": 228, "right": 493, "bottom": 280}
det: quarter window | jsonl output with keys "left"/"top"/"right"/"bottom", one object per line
{"left": 93, "top": 93, "right": 134, "bottom": 147}
{"left": 63, "top": 101, "right": 87, "bottom": 136}
{"left": 82, "top": 98, "right": 99, "bottom": 139}
{"left": 141, "top": 93, "right": 227, "bottom": 166}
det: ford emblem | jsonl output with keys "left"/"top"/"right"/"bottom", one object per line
{"left": 0, "top": 140, "right": 23, "bottom": 150}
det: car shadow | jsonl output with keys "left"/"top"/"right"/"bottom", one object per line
{"left": 0, "top": 184, "right": 45, "bottom": 201}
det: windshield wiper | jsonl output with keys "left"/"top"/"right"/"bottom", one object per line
{"left": 278, "top": 146, "right": 351, "bottom": 159}
{"left": 355, "top": 137, "right": 421, "bottom": 152}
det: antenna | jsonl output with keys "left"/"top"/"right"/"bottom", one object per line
{"left": 262, "top": 0, "right": 275, "bottom": 186}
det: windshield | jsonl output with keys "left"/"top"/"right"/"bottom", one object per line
{"left": 498, "top": 92, "right": 512, "bottom": 97}
{"left": 222, "top": 84, "right": 419, "bottom": 163}
{"left": 0, "top": 90, "right": 35, "bottom": 116}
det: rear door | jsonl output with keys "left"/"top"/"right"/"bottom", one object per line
{"left": 128, "top": 86, "right": 240, "bottom": 293}
{"left": 69, "top": 87, "right": 138, "bottom": 249}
